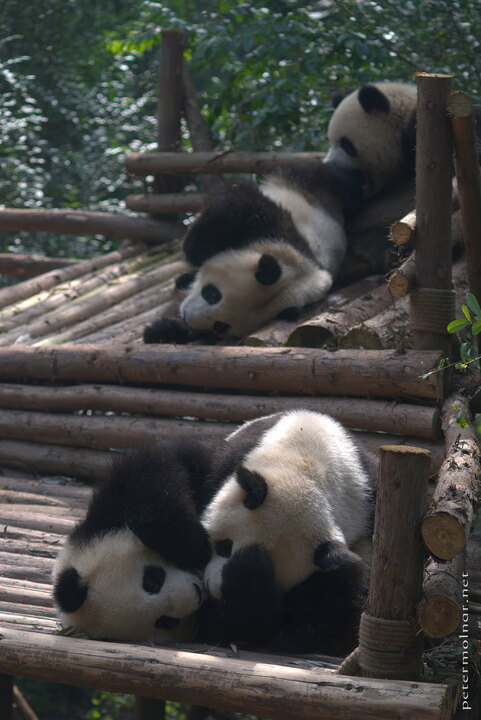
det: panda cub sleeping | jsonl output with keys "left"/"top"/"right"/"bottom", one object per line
{"left": 53, "top": 441, "right": 212, "bottom": 643}
{"left": 197, "top": 410, "right": 378, "bottom": 654}
{"left": 144, "top": 162, "right": 362, "bottom": 343}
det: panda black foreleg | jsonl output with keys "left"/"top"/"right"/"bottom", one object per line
{"left": 271, "top": 562, "right": 367, "bottom": 656}
{"left": 197, "top": 545, "right": 281, "bottom": 647}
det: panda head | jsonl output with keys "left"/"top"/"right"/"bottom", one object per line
{"left": 179, "top": 242, "right": 332, "bottom": 338}
{"left": 53, "top": 528, "right": 204, "bottom": 642}
{"left": 201, "top": 411, "right": 371, "bottom": 598}
{"left": 324, "top": 82, "right": 417, "bottom": 196}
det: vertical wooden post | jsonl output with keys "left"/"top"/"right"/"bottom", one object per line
{"left": 359, "top": 445, "right": 431, "bottom": 679}
{"left": 0, "top": 674, "right": 14, "bottom": 720}
{"left": 154, "top": 29, "right": 185, "bottom": 198}
{"left": 447, "top": 91, "right": 481, "bottom": 301}
{"left": 410, "top": 73, "right": 455, "bottom": 355}
{"left": 134, "top": 696, "right": 165, "bottom": 720}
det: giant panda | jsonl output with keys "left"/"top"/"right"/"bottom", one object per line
{"left": 324, "top": 82, "right": 418, "bottom": 198}
{"left": 52, "top": 440, "right": 212, "bottom": 643}
{"left": 196, "top": 410, "right": 378, "bottom": 654}
{"left": 143, "top": 162, "right": 363, "bottom": 343}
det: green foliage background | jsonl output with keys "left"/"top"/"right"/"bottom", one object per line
{"left": 1, "top": 0, "right": 480, "bottom": 260}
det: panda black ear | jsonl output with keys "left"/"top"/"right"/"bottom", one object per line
{"left": 236, "top": 466, "right": 268, "bottom": 509}
{"left": 358, "top": 84, "right": 390, "bottom": 114}
{"left": 53, "top": 567, "right": 88, "bottom": 613}
{"left": 255, "top": 254, "right": 282, "bottom": 286}
{"left": 331, "top": 91, "right": 348, "bottom": 108}
{"left": 314, "top": 540, "right": 361, "bottom": 571}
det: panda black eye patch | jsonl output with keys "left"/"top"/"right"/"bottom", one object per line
{"left": 201, "top": 284, "right": 222, "bottom": 305}
{"left": 340, "top": 136, "right": 358, "bottom": 157}
{"left": 215, "top": 539, "right": 233, "bottom": 558}
{"left": 142, "top": 565, "right": 166, "bottom": 594}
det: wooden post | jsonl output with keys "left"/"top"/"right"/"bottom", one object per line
{"left": 134, "top": 697, "right": 165, "bottom": 720}
{"left": 448, "top": 91, "right": 481, "bottom": 301}
{"left": 359, "top": 445, "right": 431, "bottom": 680}
{"left": 0, "top": 674, "right": 14, "bottom": 720}
{"left": 154, "top": 29, "right": 185, "bottom": 198}
{"left": 410, "top": 73, "right": 455, "bottom": 355}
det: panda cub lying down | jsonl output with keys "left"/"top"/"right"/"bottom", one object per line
{"left": 53, "top": 411, "right": 377, "bottom": 655}
{"left": 144, "top": 162, "right": 363, "bottom": 343}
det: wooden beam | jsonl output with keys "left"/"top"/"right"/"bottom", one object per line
{"left": 411, "top": 73, "right": 454, "bottom": 353}
{"left": 0, "top": 628, "right": 454, "bottom": 720}
{"left": 0, "top": 209, "right": 182, "bottom": 243}
{"left": 125, "top": 151, "right": 326, "bottom": 176}
{"left": 0, "top": 254, "right": 77, "bottom": 279}
{"left": 0, "top": 345, "right": 444, "bottom": 401}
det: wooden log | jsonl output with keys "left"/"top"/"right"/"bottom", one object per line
{"left": 0, "top": 564, "right": 54, "bottom": 586}
{"left": 125, "top": 151, "right": 326, "bottom": 176}
{"left": 0, "top": 585, "right": 54, "bottom": 610}
{"left": 245, "top": 275, "right": 384, "bottom": 347}
{"left": 0, "top": 249, "right": 180, "bottom": 332}
{"left": 0, "top": 254, "right": 77, "bottom": 278}
{"left": 411, "top": 73, "right": 454, "bottom": 353}
{"left": 0, "top": 439, "right": 111, "bottom": 482}
{"left": 0, "top": 209, "right": 182, "bottom": 244}
{"left": 360, "top": 445, "right": 431, "bottom": 680}
{"left": 125, "top": 193, "right": 206, "bottom": 214}
{"left": 74, "top": 300, "right": 175, "bottom": 346}
{"left": 0, "top": 260, "right": 186, "bottom": 346}
{"left": 448, "top": 91, "right": 481, "bottom": 300}
{"left": 418, "top": 553, "right": 464, "bottom": 638}
{"left": 421, "top": 392, "right": 481, "bottom": 560}
{"left": 0, "top": 244, "right": 142, "bottom": 311}
{"left": 134, "top": 697, "right": 165, "bottom": 720}
{"left": 0, "top": 384, "right": 442, "bottom": 439}
{"left": 388, "top": 252, "right": 416, "bottom": 298}
{"left": 0, "top": 628, "right": 454, "bottom": 720}
{"left": 339, "top": 297, "right": 409, "bottom": 350}
{"left": 287, "top": 284, "right": 395, "bottom": 347}
{"left": 389, "top": 211, "right": 416, "bottom": 246}
{"left": 0, "top": 409, "right": 234, "bottom": 449}
{"left": 153, "top": 29, "right": 185, "bottom": 197}
{"left": 0, "top": 345, "right": 445, "bottom": 401}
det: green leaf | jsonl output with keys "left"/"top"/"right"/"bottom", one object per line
{"left": 447, "top": 319, "right": 471, "bottom": 333}
{"left": 462, "top": 304, "right": 472, "bottom": 322}
{"left": 472, "top": 321, "right": 481, "bottom": 336}
{"left": 466, "top": 293, "right": 481, "bottom": 320}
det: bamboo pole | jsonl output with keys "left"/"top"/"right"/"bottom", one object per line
{"left": 448, "top": 90, "right": 481, "bottom": 300}
{"left": 0, "top": 383, "right": 442, "bottom": 439}
{"left": 13, "top": 685, "right": 41, "bottom": 720}
{"left": 0, "top": 209, "right": 182, "bottom": 243}
{"left": 0, "top": 254, "right": 77, "bottom": 278}
{"left": 125, "top": 151, "right": 326, "bottom": 176}
{"left": 0, "top": 345, "right": 445, "bottom": 401}
{"left": 0, "top": 628, "right": 454, "bottom": 720}
{"left": 421, "top": 392, "right": 481, "bottom": 560}
{"left": 360, "top": 445, "right": 431, "bottom": 680}
{"left": 0, "top": 244, "right": 142, "bottom": 310}
{"left": 411, "top": 73, "right": 455, "bottom": 353}
{"left": 418, "top": 552, "right": 464, "bottom": 638}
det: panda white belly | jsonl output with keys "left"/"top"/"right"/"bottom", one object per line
{"left": 260, "top": 180, "right": 347, "bottom": 276}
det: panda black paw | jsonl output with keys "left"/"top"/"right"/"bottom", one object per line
{"left": 143, "top": 317, "right": 191, "bottom": 344}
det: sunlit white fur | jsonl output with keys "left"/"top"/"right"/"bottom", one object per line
{"left": 181, "top": 240, "right": 333, "bottom": 337}
{"left": 180, "top": 182, "right": 345, "bottom": 337}
{"left": 202, "top": 410, "right": 372, "bottom": 597}
{"left": 325, "top": 82, "right": 417, "bottom": 196}
{"left": 53, "top": 528, "right": 202, "bottom": 642}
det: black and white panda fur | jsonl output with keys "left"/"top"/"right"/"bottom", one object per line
{"left": 144, "top": 163, "right": 363, "bottom": 343}
{"left": 196, "top": 410, "right": 378, "bottom": 654}
{"left": 324, "top": 82, "right": 418, "bottom": 198}
{"left": 52, "top": 441, "right": 212, "bottom": 643}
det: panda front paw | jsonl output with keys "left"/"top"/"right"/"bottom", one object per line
{"left": 143, "top": 317, "right": 191, "bottom": 344}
